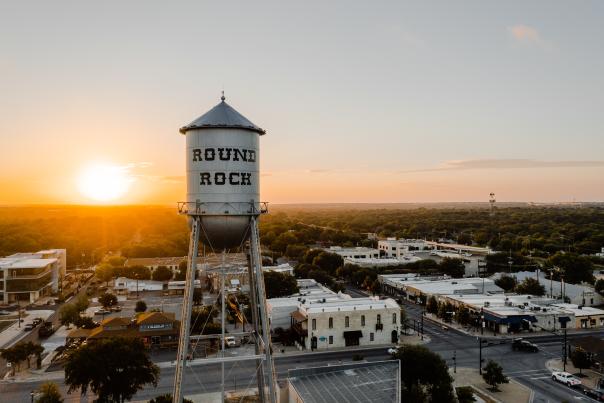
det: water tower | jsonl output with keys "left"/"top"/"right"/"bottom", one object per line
{"left": 173, "top": 94, "right": 276, "bottom": 403}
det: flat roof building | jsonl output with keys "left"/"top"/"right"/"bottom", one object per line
{"left": 287, "top": 360, "right": 400, "bottom": 403}
{"left": 0, "top": 249, "right": 66, "bottom": 304}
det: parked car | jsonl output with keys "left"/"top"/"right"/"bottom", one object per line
{"left": 23, "top": 323, "right": 34, "bottom": 331}
{"left": 225, "top": 336, "right": 238, "bottom": 348}
{"left": 93, "top": 309, "right": 111, "bottom": 315}
{"left": 110, "top": 306, "right": 122, "bottom": 312}
{"left": 512, "top": 338, "right": 539, "bottom": 352}
{"left": 32, "top": 318, "right": 43, "bottom": 326}
{"left": 552, "top": 371, "right": 582, "bottom": 387}
{"left": 583, "top": 388, "right": 604, "bottom": 401}
{"left": 387, "top": 348, "right": 398, "bottom": 355}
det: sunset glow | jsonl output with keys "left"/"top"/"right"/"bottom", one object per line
{"left": 77, "top": 164, "right": 133, "bottom": 202}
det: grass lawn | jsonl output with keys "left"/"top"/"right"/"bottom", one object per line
{"left": 0, "top": 320, "right": 16, "bottom": 333}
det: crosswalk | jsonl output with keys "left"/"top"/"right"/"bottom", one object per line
{"left": 505, "top": 368, "right": 553, "bottom": 381}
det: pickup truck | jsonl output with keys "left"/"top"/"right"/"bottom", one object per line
{"left": 552, "top": 371, "right": 582, "bottom": 387}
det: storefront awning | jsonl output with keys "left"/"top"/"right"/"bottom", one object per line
{"left": 343, "top": 330, "right": 363, "bottom": 338}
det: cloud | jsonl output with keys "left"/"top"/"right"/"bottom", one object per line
{"left": 401, "top": 159, "right": 604, "bottom": 173}
{"left": 508, "top": 25, "right": 542, "bottom": 44}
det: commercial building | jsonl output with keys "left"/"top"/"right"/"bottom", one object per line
{"left": 263, "top": 263, "right": 294, "bottom": 276}
{"left": 327, "top": 246, "right": 380, "bottom": 260}
{"left": 287, "top": 360, "right": 400, "bottom": 403}
{"left": 207, "top": 266, "right": 250, "bottom": 293}
{"left": 124, "top": 256, "right": 185, "bottom": 276}
{"left": 378, "top": 274, "right": 503, "bottom": 301}
{"left": 491, "top": 271, "right": 604, "bottom": 306}
{"left": 344, "top": 256, "right": 421, "bottom": 268}
{"left": 291, "top": 296, "right": 401, "bottom": 350}
{"left": 268, "top": 279, "right": 401, "bottom": 349}
{"left": 67, "top": 311, "right": 180, "bottom": 349}
{"left": 378, "top": 238, "right": 430, "bottom": 258}
{"left": 268, "top": 279, "right": 347, "bottom": 329}
{"left": 0, "top": 249, "right": 66, "bottom": 304}
{"left": 113, "top": 277, "right": 165, "bottom": 293}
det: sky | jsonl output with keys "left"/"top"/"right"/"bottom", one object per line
{"left": 1, "top": 1, "right": 603, "bottom": 205}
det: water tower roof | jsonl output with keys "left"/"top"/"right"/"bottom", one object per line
{"left": 180, "top": 97, "right": 265, "bottom": 135}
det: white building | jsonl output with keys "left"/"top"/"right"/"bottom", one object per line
{"left": 378, "top": 274, "right": 503, "bottom": 301}
{"left": 0, "top": 249, "right": 66, "bottom": 304}
{"left": 378, "top": 238, "right": 430, "bottom": 258}
{"left": 263, "top": 263, "right": 294, "bottom": 276}
{"left": 292, "top": 296, "right": 401, "bottom": 350}
{"left": 491, "top": 271, "right": 604, "bottom": 306}
{"left": 327, "top": 246, "right": 380, "bottom": 260}
{"left": 344, "top": 256, "right": 421, "bottom": 268}
{"left": 113, "top": 277, "right": 165, "bottom": 293}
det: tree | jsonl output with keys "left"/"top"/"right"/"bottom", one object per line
{"left": 302, "top": 249, "right": 323, "bottom": 265}
{"left": 495, "top": 275, "right": 517, "bottom": 292}
{"left": 74, "top": 316, "right": 97, "bottom": 329}
{"left": 151, "top": 266, "right": 173, "bottom": 282}
{"left": 73, "top": 295, "right": 89, "bottom": 313}
{"left": 393, "top": 344, "right": 455, "bottom": 402}
{"left": 312, "top": 252, "right": 344, "bottom": 275}
{"left": 482, "top": 360, "right": 508, "bottom": 391}
{"left": 570, "top": 347, "right": 591, "bottom": 375}
{"left": 515, "top": 278, "right": 546, "bottom": 296}
{"left": 426, "top": 296, "right": 438, "bottom": 314}
{"left": 193, "top": 288, "right": 203, "bottom": 305}
{"left": 548, "top": 252, "right": 595, "bottom": 284}
{"left": 59, "top": 304, "right": 80, "bottom": 327}
{"left": 174, "top": 261, "right": 187, "bottom": 281}
{"left": 455, "top": 386, "right": 476, "bottom": 403}
{"left": 439, "top": 257, "right": 465, "bottom": 278}
{"left": 135, "top": 300, "right": 147, "bottom": 313}
{"left": 294, "top": 263, "right": 318, "bottom": 279}
{"left": 64, "top": 337, "right": 159, "bottom": 403}
{"left": 263, "top": 271, "right": 299, "bottom": 298}
{"left": 35, "top": 382, "right": 63, "bottom": 403}
{"left": 98, "top": 292, "right": 118, "bottom": 308}
{"left": 596, "top": 279, "right": 604, "bottom": 296}
{"left": 0, "top": 343, "right": 28, "bottom": 372}
{"left": 95, "top": 263, "right": 115, "bottom": 285}
{"left": 148, "top": 394, "right": 193, "bottom": 403}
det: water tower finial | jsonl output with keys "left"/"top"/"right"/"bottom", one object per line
{"left": 221, "top": 90, "right": 225, "bottom": 102}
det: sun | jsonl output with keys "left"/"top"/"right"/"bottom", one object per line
{"left": 77, "top": 163, "right": 133, "bottom": 202}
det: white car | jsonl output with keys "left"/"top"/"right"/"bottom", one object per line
{"left": 387, "top": 348, "right": 398, "bottom": 355}
{"left": 551, "top": 371, "right": 582, "bottom": 387}
{"left": 225, "top": 336, "right": 237, "bottom": 347}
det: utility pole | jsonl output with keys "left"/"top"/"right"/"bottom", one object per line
{"left": 453, "top": 350, "right": 457, "bottom": 374}
{"left": 479, "top": 337, "right": 483, "bottom": 375}
{"left": 421, "top": 307, "right": 424, "bottom": 341}
{"left": 563, "top": 327, "right": 568, "bottom": 372}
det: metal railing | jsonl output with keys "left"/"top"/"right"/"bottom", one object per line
{"left": 177, "top": 201, "right": 269, "bottom": 216}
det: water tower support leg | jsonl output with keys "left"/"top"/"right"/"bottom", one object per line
{"left": 173, "top": 217, "right": 200, "bottom": 403}
{"left": 247, "top": 241, "right": 267, "bottom": 402}
{"left": 250, "top": 216, "right": 277, "bottom": 403}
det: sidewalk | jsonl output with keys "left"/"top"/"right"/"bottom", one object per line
{"left": 453, "top": 367, "right": 532, "bottom": 403}
{"left": 0, "top": 309, "right": 55, "bottom": 349}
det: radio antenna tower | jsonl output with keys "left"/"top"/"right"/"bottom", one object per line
{"left": 173, "top": 94, "right": 277, "bottom": 403}
{"left": 489, "top": 192, "right": 496, "bottom": 216}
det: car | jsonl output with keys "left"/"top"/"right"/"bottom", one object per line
{"left": 23, "top": 323, "right": 34, "bottom": 331}
{"left": 0, "top": 310, "right": 11, "bottom": 316}
{"left": 387, "top": 348, "right": 398, "bottom": 355}
{"left": 93, "top": 309, "right": 111, "bottom": 315}
{"left": 225, "top": 336, "right": 238, "bottom": 347}
{"left": 110, "top": 306, "right": 122, "bottom": 312}
{"left": 584, "top": 388, "right": 604, "bottom": 401}
{"left": 32, "top": 318, "right": 43, "bottom": 326}
{"left": 552, "top": 371, "right": 582, "bottom": 387}
{"left": 512, "top": 338, "right": 539, "bottom": 352}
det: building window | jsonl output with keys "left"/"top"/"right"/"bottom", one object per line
{"left": 312, "top": 319, "right": 316, "bottom": 331}
{"left": 600, "top": 318, "right": 604, "bottom": 327}
{"left": 392, "top": 313, "right": 397, "bottom": 324}
{"left": 329, "top": 335, "right": 333, "bottom": 344}
{"left": 361, "top": 315, "right": 365, "bottom": 326}
{"left": 377, "top": 314, "right": 381, "bottom": 325}
{"left": 345, "top": 316, "right": 350, "bottom": 328}
{"left": 329, "top": 317, "right": 333, "bottom": 329}
{"left": 370, "top": 332, "right": 374, "bottom": 341}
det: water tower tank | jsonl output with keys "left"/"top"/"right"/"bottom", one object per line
{"left": 180, "top": 95, "right": 265, "bottom": 250}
